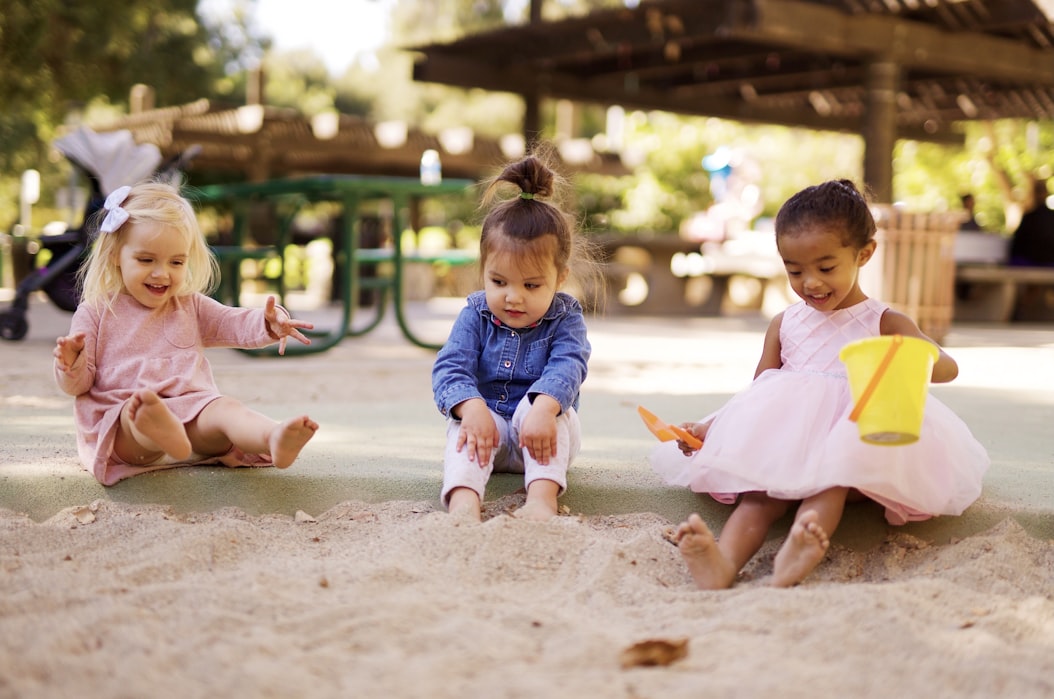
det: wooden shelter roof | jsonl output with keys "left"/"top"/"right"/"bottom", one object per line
{"left": 90, "top": 98, "right": 628, "bottom": 183}
{"left": 410, "top": 0, "right": 1054, "bottom": 199}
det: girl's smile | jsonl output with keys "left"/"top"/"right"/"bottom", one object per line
{"left": 778, "top": 228, "right": 874, "bottom": 311}
{"left": 117, "top": 222, "right": 189, "bottom": 309}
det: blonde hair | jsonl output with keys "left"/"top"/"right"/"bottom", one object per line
{"left": 79, "top": 180, "right": 219, "bottom": 310}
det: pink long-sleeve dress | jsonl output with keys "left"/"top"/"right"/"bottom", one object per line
{"left": 54, "top": 293, "right": 280, "bottom": 485}
{"left": 649, "top": 298, "right": 990, "bottom": 525}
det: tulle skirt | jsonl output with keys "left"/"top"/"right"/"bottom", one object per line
{"left": 649, "top": 368, "right": 990, "bottom": 525}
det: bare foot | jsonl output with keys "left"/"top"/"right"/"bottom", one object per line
{"left": 447, "top": 488, "right": 482, "bottom": 523}
{"left": 512, "top": 499, "right": 558, "bottom": 522}
{"left": 771, "top": 509, "right": 830, "bottom": 587}
{"left": 127, "top": 390, "right": 192, "bottom": 460}
{"left": 269, "top": 416, "right": 319, "bottom": 469}
{"left": 674, "top": 513, "right": 737, "bottom": 590}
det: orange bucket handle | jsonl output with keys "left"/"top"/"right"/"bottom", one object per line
{"left": 848, "top": 334, "right": 903, "bottom": 423}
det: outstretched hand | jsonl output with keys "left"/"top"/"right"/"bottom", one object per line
{"left": 264, "top": 296, "right": 314, "bottom": 355}
{"left": 54, "top": 332, "right": 86, "bottom": 373}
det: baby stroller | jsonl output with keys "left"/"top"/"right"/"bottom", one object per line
{"left": 0, "top": 128, "right": 194, "bottom": 341}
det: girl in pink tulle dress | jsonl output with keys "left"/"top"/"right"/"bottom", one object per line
{"left": 650, "top": 180, "right": 989, "bottom": 589}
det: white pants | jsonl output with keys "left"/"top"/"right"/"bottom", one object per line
{"left": 441, "top": 396, "right": 581, "bottom": 507}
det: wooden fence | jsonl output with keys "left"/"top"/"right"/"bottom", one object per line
{"left": 861, "top": 206, "right": 960, "bottom": 343}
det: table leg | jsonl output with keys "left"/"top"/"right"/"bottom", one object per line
{"left": 390, "top": 193, "right": 444, "bottom": 350}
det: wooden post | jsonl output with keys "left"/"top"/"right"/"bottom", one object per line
{"left": 529, "top": 0, "right": 541, "bottom": 23}
{"left": 863, "top": 60, "right": 899, "bottom": 204}
{"left": 523, "top": 91, "right": 541, "bottom": 153}
{"left": 523, "top": 0, "right": 544, "bottom": 152}
{"left": 130, "top": 84, "right": 155, "bottom": 113}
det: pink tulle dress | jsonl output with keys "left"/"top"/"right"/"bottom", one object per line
{"left": 649, "top": 298, "right": 990, "bottom": 525}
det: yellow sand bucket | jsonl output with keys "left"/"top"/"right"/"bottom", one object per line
{"left": 839, "top": 335, "right": 939, "bottom": 445}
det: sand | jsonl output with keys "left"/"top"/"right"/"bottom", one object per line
{"left": 2, "top": 299, "right": 1053, "bottom": 697}
{"left": 1, "top": 497, "right": 1052, "bottom": 698}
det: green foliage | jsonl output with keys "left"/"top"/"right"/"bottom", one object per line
{"left": 893, "top": 121, "right": 1054, "bottom": 233}
{"left": 264, "top": 50, "right": 335, "bottom": 115}
{"left": 0, "top": 0, "right": 266, "bottom": 227}
{"left": 574, "top": 173, "right": 633, "bottom": 232}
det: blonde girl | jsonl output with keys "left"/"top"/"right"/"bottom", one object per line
{"left": 54, "top": 181, "right": 318, "bottom": 485}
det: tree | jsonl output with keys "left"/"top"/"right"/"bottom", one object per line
{"left": 0, "top": 0, "right": 266, "bottom": 226}
{"left": 893, "top": 120, "right": 1054, "bottom": 234}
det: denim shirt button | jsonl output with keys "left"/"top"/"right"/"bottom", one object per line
{"left": 504, "top": 360, "right": 511, "bottom": 368}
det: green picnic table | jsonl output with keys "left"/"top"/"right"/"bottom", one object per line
{"left": 194, "top": 174, "right": 477, "bottom": 354}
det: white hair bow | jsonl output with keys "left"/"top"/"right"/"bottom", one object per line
{"left": 99, "top": 185, "right": 132, "bottom": 233}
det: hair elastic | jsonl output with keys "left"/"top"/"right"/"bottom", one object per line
{"left": 519, "top": 192, "right": 535, "bottom": 200}
{"left": 100, "top": 185, "right": 132, "bottom": 233}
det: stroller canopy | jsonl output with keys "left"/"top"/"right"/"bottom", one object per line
{"left": 53, "top": 127, "right": 164, "bottom": 196}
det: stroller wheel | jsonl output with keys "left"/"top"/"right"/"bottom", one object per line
{"left": 0, "top": 310, "right": 28, "bottom": 341}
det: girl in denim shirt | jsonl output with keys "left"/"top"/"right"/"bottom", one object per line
{"left": 432, "top": 154, "right": 592, "bottom": 522}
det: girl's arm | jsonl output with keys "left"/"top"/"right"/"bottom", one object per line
{"left": 432, "top": 306, "right": 498, "bottom": 464}
{"left": 754, "top": 312, "right": 784, "bottom": 379}
{"left": 879, "top": 309, "right": 958, "bottom": 383}
{"left": 193, "top": 294, "right": 308, "bottom": 352}
{"left": 432, "top": 306, "right": 486, "bottom": 417}
{"left": 53, "top": 307, "right": 97, "bottom": 396}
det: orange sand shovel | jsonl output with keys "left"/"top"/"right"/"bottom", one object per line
{"left": 637, "top": 405, "right": 703, "bottom": 450}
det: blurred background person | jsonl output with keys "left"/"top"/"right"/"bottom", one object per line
{"left": 1009, "top": 178, "right": 1054, "bottom": 267}
{"left": 959, "top": 193, "right": 982, "bottom": 231}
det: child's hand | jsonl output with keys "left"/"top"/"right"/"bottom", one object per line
{"left": 520, "top": 396, "right": 560, "bottom": 465}
{"left": 53, "top": 332, "right": 86, "bottom": 373}
{"left": 264, "top": 296, "right": 315, "bottom": 355}
{"left": 677, "top": 421, "right": 708, "bottom": 456}
{"left": 456, "top": 399, "right": 500, "bottom": 466}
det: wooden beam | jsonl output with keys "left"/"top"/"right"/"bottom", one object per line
{"left": 735, "top": 0, "right": 1054, "bottom": 83}
{"left": 412, "top": 52, "right": 963, "bottom": 144}
{"left": 412, "top": 54, "right": 533, "bottom": 95}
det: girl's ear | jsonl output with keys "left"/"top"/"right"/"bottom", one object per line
{"left": 557, "top": 266, "right": 570, "bottom": 288}
{"left": 856, "top": 239, "right": 877, "bottom": 267}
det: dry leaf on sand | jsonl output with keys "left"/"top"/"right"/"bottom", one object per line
{"left": 619, "top": 637, "right": 689, "bottom": 668}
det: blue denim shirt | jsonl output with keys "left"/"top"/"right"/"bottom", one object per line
{"left": 432, "top": 291, "right": 591, "bottom": 420}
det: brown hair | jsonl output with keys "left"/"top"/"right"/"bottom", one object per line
{"left": 479, "top": 153, "right": 576, "bottom": 274}
{"left": 477, "top": 149, "right": 601, "bottom": 305}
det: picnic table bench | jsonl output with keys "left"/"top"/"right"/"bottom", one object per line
{"left": 955, "top": 263, "right": 1054, "bottom": 322}
{"left": 594, "top": 233, "right": 784, "bottom": 316}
